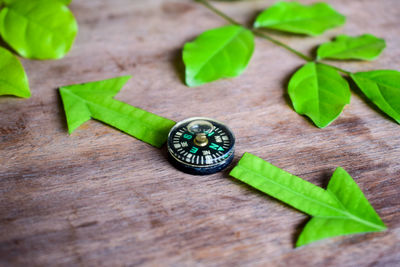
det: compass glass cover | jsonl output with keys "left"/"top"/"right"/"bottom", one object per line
{"left": 167, "top": 117, "right": 235, "bottom": 175}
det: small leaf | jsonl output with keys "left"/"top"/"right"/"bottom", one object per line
{"left": 351, "top": 70, "right": 400, "bottom": 124}
{"left": 288, "top": 62, "right": 350, "bottom": 128}
{"left": 0, "top": 0, "right": 78, "bottom": 59}
{"left": 59, "top": 76, "right": 176, "bottom": 148}
{"left": 0, "top": 46, "right": 30, "bottom": 98}
{"left": 317, "top": 34, "right": 386, "bottom": 61}
{"left": 230, "top": 153, "right": 386, "bottom": 247}
{"left": 254, "top": 1, "right": 346, "bottom": 36}
{"left": 183, "top": 25, "right": 254, "bottom": 87}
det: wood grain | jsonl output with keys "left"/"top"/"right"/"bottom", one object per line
{"left": 1, "top": 0, "right": 399, "bottom": 266}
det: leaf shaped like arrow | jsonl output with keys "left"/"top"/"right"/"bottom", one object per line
{"left": 59, "top": 76, "right": 176, "bottom": 148}
{"left": 230, "top": 153, "right": 386, "bottom": 247}
{"left": 288, "top": 62, "right": 351, "bottom": 128}
{"left": 183, "top": 25, "right": 254, "bottom": 87}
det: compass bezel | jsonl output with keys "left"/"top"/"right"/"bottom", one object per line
{"left": 167, "top": 117, "right": 235, "bottom": 175}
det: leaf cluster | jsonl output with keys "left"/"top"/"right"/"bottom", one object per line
{"left": 0, "top": 0, "right": 77, "bottom": 98}
{"left": 184, "top": 0, "right": 400, "bottom": 127}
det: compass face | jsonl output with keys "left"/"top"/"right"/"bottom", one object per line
{"left": 167, "top": 117, "right": 235, "bottom": 175}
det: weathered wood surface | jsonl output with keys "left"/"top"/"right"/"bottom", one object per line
{"left": 1, "top": 0, "right": 399, "bottom": 266}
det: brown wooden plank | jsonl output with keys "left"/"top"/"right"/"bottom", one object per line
{"left": 0, "top": 0, "right": 399, "bottom": 266}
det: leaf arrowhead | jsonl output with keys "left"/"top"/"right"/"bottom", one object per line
{"left": 59, "top": 76, "right": 132, "bottom": 134}
{"left": 296, "top": 167, "right": 386, "bottom": 246}
{"left": 230, "top": 153, "right": 386, "bottom": 247}
{"left": 59, "top": 76, "right": 176, "bottom": 148}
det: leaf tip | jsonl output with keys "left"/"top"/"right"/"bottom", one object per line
{"left": 314, "top": 120, "right": 330, "bottom": 129}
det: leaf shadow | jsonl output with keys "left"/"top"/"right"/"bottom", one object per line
{"left": 244, "top": 9, "right": 262, "bottom": 28}
{"left": 158, "top": 144, "right": 174, "bottom": 166}
{"left": 317, "top": 169, "right": 334, "bottom": 189}
{"left": 281, "top": 66, "right": 296, "bottom": 108}
{"left": 170, "top": 47, "right": 186, "bottom": 85}
{"left": 310, "top": 44, "right": 319, "bottom": 59}
{"left": 56, "top": 88, "right": 69, "bottom": 132}
{"left": 346, "top": 76, "right": 398, "bottom": 124}
{"left": 291, "top": 217, "right": 310, "bottom": 248}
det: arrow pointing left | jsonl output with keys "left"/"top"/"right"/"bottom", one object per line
{"left": 59, "top": 76, "right": 176, "bottom": 148}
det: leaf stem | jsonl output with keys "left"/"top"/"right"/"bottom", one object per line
{"left": 318, "top": 62, "right": 352, "bottom": 75}
{"left": 252, "top": 29, "right": 312, "bottom": 62}
{"left": 195, "top": 0, "right": 353, "bottom": 74}
{"left": 195, "top": 0, "right": 312, "bottom": 61}
{"left": 195, "top": 0, "right": 240, "bottom": 25}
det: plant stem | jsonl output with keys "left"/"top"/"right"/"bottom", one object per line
{"left": 252, "top": 29, "right": 312, "bottom": 61}
{"left": 195, "top": 0, "right": 240, "bottom": 25}
{"left": 196, "top": 0, "right": 312, "bottom": 61}
{"left": 195, "top": 0, "right": 352, "bottom": 75}
{"left": 319, "top": 62, "right": 352, "bottom": 75}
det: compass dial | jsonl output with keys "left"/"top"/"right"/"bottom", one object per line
{"left": 167, "top": 117, "right": 235, "bottom": 175}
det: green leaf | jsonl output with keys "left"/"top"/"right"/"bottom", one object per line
{"left": 0, "top": 0, "right": 13, "bottom": 5}
{"left": 58, "top": 0, "right": 72, "bottom": 4}
{"left": 317, "top": 34, "right": 386, "bottom": 61}
{"left": 183, "top": 25, "right": 254, "bottom": 87}
{"left": 0, "top": 0, "right": 78, "bottom": 59}
{"left": 0, "top": 46, "right": 30, "bottom": 98}
{"left": 59, "top": 76, "right": 176, "bottom": 148}
{"left": 230, "top": 153, "right": 386, "bottom": 247}
{"left": 351, "top": 70, "right": 400, "bottom": 124}
{"left": 1, "top": 0, "right": 71, "bottom": 5}
{"left": 288, "top": 62, "right": 350, "bottom": 128}
{"left": 254, "top": 1, "right": 346, "bottom": 36}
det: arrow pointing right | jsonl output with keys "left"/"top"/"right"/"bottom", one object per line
{"left": 230, "top": 153, "right": 386, "bottom": 247}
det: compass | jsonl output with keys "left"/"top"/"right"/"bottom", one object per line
{"left": 167, "top": 117, "right": 235, "bottom": 175}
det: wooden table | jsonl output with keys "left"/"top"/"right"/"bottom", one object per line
{"left": 1, "top": 0, "right": 399, "bottom": 265}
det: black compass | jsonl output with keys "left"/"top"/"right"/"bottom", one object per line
{"left": 167, "top": 117, "right": 235, "bottom": 175}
